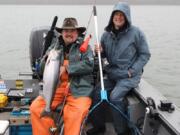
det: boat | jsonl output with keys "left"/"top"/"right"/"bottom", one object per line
{"left": 0, "top": 27, "right": 180, "bottom": 135}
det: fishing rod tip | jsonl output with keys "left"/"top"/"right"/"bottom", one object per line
{"left": 93, "top": 6, "right": 97, "bottom": 15}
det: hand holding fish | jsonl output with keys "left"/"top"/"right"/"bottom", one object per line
{"left": 60, "top": 66, "right": 67, "bottom": 76}
{"left": 59, "top": 60, "right": 69, "bottom": 77}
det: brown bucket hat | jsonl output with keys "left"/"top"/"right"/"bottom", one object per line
{"left": 56, "top": 17, "right": 86, "bottom": 34}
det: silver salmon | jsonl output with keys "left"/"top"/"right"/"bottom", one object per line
{"left": 42, "top": 49, "right": 61, "bottom": 113}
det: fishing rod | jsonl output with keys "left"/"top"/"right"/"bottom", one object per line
{"left": 41, "top": 16, "right": 58, "bottom": 57}
{"left": 49, "top": 82, "right": 70, "bottom": 135}
{"left": 32, "top": 16, "right": 58, "bottom": 80}
{"left": 84, "top": 8, "right": 93, "bottom": 37}
{"left": 80, "top": 5, "right": 142, "bottom": 135}
{"left": 79, "top": 8, "right": 94, "bottom": 53}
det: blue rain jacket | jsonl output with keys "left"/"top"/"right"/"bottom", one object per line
{"left": 101, "top": 2, "right": 151, "bottom": 82}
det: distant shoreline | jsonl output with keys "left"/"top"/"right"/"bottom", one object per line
{"left": 1, "top": 0, "right": 180, "bottom": 5}
{"left": 0, "top": 3, "right": 180, "bottom": 5}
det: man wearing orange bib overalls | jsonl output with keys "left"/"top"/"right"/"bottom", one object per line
{"left": 30, "top": 17, "right": 94, "bottom": 135}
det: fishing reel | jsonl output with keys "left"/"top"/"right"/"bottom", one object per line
{"left": 143, "top": 97, "right": 160, "bottom": 135}
{"left": 146, "top": 97, "right": 159, "bottom": 119}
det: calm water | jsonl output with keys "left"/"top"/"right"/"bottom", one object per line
{"left": 0, "top": 5, "right": 180, "bottom": 107}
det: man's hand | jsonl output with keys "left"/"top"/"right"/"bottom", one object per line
{"left": 128, "top": 69, "right": 132, "bottom": 78}
{"left": 60, "top": 66, "right": 67, "bottom": 76}
{"left": 59, "top": 60, "right": 69, "bottom": 77}
{"left": 95, "top": 43, "right": 103, "bottom": 54}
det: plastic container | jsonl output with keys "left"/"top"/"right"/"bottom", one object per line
{"left": 10, "top": 124, "right": 32, "bottom": 135}
{"left": 0, "top": 94, "right": 8, "bottom": 108}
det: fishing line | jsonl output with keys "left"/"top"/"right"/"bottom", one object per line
{"left": 50, "top": 80, "right": 72, "bottom": 135}
{"left": 84, "top": 0, "right": 97, "bottom": 37}
{"left": 84, "top": 9, "right": 93, "bottom": 37}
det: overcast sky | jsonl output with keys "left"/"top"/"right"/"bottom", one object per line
{"left": 0, "top": 0, "right": 180, "bottom": 5}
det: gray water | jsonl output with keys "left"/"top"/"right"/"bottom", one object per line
{"left": 0, "top": 5, "right": 180, "bottom": 107}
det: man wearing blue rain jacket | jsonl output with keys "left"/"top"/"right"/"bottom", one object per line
{"left": 87, "top": 2, "right": 151, "bottom": 135}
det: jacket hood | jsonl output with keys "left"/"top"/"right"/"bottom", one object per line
{"left": 105, "top": 2, "right": 131, "bottom": 32}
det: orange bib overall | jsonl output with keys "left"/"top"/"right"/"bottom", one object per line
{"left": 30, "top": 60, "right": 92, "bottom": 135}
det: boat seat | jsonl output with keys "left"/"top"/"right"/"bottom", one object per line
{"left": 126, "top": 90, "right": 146, "bottom": 128}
